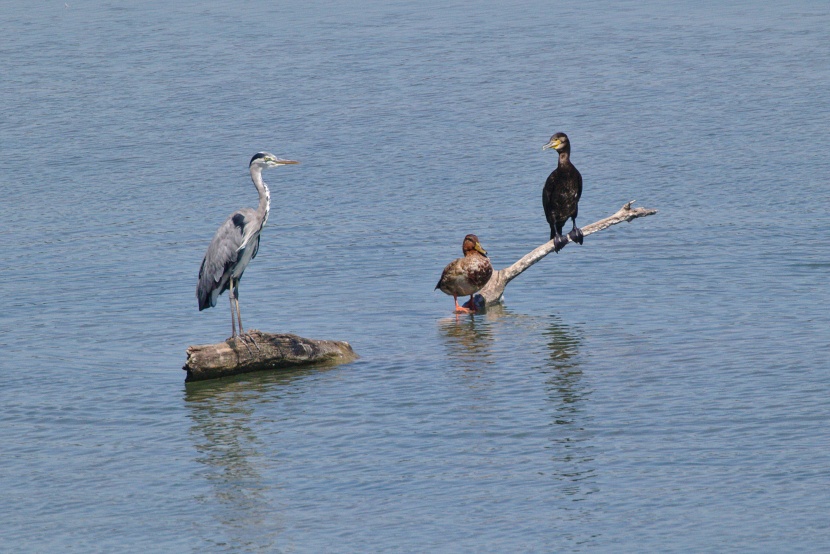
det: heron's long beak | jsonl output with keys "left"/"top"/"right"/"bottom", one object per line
{"left": 475, "top": 242, "right": 488, "bottom": 257}
{"left": 276, "top": 159, "right": 300, "bottom": 165}
{"left": 543, "top": 138, "right": 562, "bottom": 151}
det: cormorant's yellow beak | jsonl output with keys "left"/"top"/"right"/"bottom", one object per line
{"left": 475, "top": 242, "right": 488, "bottom": 257}
{"left": 543, "top": 138, "right": 562, "bottom": 151}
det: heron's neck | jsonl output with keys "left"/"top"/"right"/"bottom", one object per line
{"left": 250, "top": 166, "right": 271, "bottom": 227}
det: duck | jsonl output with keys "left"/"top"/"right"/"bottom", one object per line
{"left": 435, "top": 234, "right": 493, "bottom": 313}
{"left": 542, "top": 132, "right": 583, "bottom": 252}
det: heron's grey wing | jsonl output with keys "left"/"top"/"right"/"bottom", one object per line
{"left": 235, "top": 207, "right": 261, "bottom": 251}
{"left": 250, "top": 234, "right": 261, "bottom": 261}
{"left": 203, "top": 214, "right": 246, "bottom": 281}
{"left": 197, "top": 211, "right": 246, "bottom": 309}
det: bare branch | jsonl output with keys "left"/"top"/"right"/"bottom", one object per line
{"left": 474, "top": 201, "right": 657, "bottom": 308}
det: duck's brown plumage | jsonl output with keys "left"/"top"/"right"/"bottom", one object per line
{"left": 436, "top": 234, "right": 493, "bottom": 312}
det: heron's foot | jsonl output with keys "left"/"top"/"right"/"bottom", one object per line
{"left": 553, "top": 234, "right": 568, "bottom": 252}
{"left": 568, "top": 227, "right": 584, "bottom": 245}
{"left": 243, "top": 332, "right": 262, "bottom": 352}
{"left": 241, "top": 340, "right": 254, "bottom": 357}
{"left": 228, "top": 333, "right": 255, "bottom": 356}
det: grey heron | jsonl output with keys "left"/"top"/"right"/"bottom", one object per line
{"left": 197, "top": 152, "right": 299, "bottom": 339}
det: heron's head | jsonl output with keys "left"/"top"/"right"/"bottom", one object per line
{"left": 462, "top": 234, "right": 488, "bottom": 258}
{"left": 249, "top": 152, "right": 300, "bottom": 169}
{"left": 542, "top": 132, "right": 570, "bottom": 153}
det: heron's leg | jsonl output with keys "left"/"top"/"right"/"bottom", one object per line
{"left": 234, "top": 290, "right": 244, "bottom": 336}
{"left": 228, "top": 277, "right": 237, "bottom": 338}
{"left": 233, "top": 292, "right": 261, "bottom": 351}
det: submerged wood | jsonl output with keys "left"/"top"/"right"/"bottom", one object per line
{"left": 470, "top": 201, "right": 657, "bottom": 310}
{"left": 184, "top": 330, "right": 358, "bottom": 382}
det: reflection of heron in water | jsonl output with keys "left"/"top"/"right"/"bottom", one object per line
{"left": 184, "top": 368, "right": 327, "bottom": 549}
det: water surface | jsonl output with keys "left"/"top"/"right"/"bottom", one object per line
{"left": 1, "top": 1, "right": 829, "bottom": 551}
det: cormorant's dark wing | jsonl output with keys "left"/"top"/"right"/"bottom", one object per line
{"left": 196, "top": 211, "right": 246, "bottom": 310}
{"left": 542, "top": 172, "right": 557, "bottom": 228}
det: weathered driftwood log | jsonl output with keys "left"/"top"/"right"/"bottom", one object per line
{"left": 470, "top": 201, "right": 657, "bottom": 310}
{"left": 184, "top": 330, "right": 358, "bottom": 382}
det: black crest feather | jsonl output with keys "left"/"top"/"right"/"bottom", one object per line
{"left": 249, "top": 152, "right": 268, "bottom": 166}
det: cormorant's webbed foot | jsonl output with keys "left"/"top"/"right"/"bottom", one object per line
{"left": 553, "top": 234, "right": 568, "bottom": 252}
{"left": 568, "top": 227, "right": 584, "bottom": 245}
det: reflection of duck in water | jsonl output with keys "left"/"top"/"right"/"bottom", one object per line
{"left": 437, "top": 305, "right": 516, "bottom": 373}
{"left": 435, "top": 234, "right": 493, "bottom": 314}
{"left": 438, "top": 315, "right": 493, "bottom": 361}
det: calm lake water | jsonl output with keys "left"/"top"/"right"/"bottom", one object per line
{"left": 2, "top": 1, "right": 829, "bottom": 551}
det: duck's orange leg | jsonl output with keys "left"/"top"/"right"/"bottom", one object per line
{"left": 459, "top": 295, "right": 479, "bottom": 313}
{"left": 454, "top": 295, "right": 473, "bottom": 313}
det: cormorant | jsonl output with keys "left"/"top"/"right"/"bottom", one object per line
{"left": 542, "top": 132, "right": 583, "bottom": 252}
{"left": 435, "top": 234, "right": 493, "bottom": 313}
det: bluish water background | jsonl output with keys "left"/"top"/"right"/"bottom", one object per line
{"left": 2, "top": 1, "right": 829, "bottom": 551}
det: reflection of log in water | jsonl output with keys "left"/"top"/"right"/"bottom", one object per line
{"left": 184, "top": 369, "right": 326, "bottom": 550}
